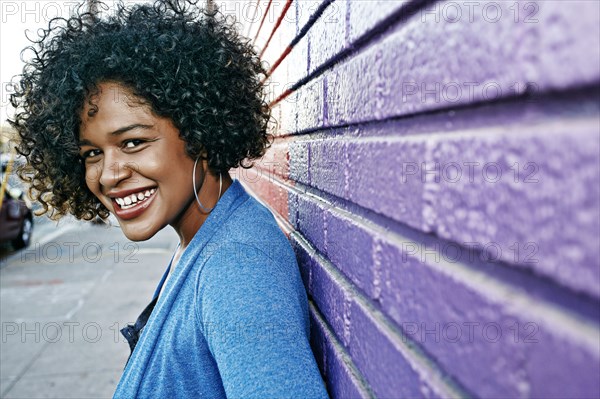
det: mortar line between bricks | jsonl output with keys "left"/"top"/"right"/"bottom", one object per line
{"left": 290, "top": 0, "right": 335, "bottom": 49}
{"left": 290, "top": 114, "right": 600, "bottom": 145}
{"left": 299, "top": 193, "right": 600, "bottom": 352}
{"left": 270, "top": 0, "right": 427, "bottom": 106}
{"left": 293, "top": 232, "right": 471, "bottom": 399}
{"left": 285, "top": 0, "right": 439, "bottom": 98}
{"left": 283, "top": 83, "right": 600, "bottom": 139}
{"left": 308, "top": 300, "right": 376, "bottom": 399}
{"left": 259, "top": 138, "right": 600, "bottom": 311}
{"left": 264, "top": 173, "right": 600, "bottom": 351}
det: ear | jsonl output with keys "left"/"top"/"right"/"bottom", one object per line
{"left": 198, "top": 147, "right": 209, "bottom": 160}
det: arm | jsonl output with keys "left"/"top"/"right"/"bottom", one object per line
{"left": 196, "top": 242, "right": 329, "bottom": 399}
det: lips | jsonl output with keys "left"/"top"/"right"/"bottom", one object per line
{"left": 110, "top": 187, "right": 157, "bottom": 220}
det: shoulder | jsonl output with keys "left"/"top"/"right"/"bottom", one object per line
{"left": 214, "top": 192, "right": 294, "bottom": 263}
{"left": 223, "top": 192, "right": 282, "bottom": 237}
{"left": 192, "top": 184, "right": 307, "bottom": 323}
{"left": 198, "top": 238, "right": 299, "bottom": 296}
{"left": 194, "top": 237, "right": 309, "bottom": 343}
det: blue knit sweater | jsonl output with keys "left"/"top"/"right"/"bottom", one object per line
{"left": 113, "top": 180, "right": 329, "bottom": 398}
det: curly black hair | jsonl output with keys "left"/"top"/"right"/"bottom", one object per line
{"left": 8, "top": 0, "right": 272, "bottom": 220}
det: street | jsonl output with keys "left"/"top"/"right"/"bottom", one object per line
{"left": 0, "top": 217, "right": 179, "bottom": 398}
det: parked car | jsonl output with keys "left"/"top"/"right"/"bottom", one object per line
{"left": 0, "top": 185, "right": 33, "bottom": 249}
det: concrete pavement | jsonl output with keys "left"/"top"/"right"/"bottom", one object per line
{"left": 0, "top": 219, "right": 179, "bottom": 398}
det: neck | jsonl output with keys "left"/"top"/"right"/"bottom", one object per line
{"left": 172, "top": 170, "right": 233, "bottom": 250}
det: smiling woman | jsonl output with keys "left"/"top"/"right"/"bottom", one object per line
{"left": 78, "top": 81, "right": 214, "bottom": 243}
{"left": 7, "top": 1, "right": 329, "bottom": 398}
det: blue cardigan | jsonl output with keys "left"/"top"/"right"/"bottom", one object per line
{"left": 113, "top": 180, "right": 329, "bottom": 398}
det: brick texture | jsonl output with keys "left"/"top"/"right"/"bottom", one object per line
{"left": 235, "top": 0, "right": 600, "bottom": 397}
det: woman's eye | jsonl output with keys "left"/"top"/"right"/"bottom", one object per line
{"left": 124, "top": 139, "right": 145, "bottom": 149}
{"left": 81, "top": 149, "right": 101, "bottom": 159}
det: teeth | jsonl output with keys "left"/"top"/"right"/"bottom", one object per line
{"left": 114, "top": 188, "right": 156, "bottom": 210}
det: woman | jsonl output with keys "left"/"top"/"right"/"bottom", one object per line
{"left": 9, "top": 1, "right": 329, "bottom": 397}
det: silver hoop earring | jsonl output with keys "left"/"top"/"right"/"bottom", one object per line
{"left": 193, "top": 156, "right": 222, "bottom": 213}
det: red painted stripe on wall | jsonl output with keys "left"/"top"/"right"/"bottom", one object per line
{"left": 259, "top": 0, "right": 294, "bottom": 59}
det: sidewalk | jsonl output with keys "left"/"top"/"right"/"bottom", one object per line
{"left": 0, "top": 222, "right": 179, "bottom": 398}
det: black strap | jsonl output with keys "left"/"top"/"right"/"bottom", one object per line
{"left": 120, "top": 296, "right": 158, "bottom": 364}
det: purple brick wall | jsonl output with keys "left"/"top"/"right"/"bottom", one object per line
{"left": 231, "top": 0, "right": 600, "bottom": 397}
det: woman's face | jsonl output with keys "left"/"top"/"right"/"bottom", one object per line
{"left": 79, "top": 81, "right": 197, "bottom": 241}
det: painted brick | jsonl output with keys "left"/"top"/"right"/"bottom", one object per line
{"left": 254, "top": 0, "right": 600, "bottom": 397}
{"left": 278, "top": 90, "right": 297, "bottom": 135}
{"left": 245, "top": 0, "right": 271, "bottom": 43}
{"left": 288, "top": 189, "right": 299, "bottom": 229}
{"left": 286, "top": 26, "right": 309, "bottom": 84}
{"left": 426, "top": 120, "right": 600, "bottom": 298}
{"left": 376, "top": 236, "right": 524, "bottom": 397}
{"left": 266, "top": 66, "right": 285, "bottom": 105}
{"left": 536, "top": 2, "right": 600, "bottom": 89}
{"left": 261, "top": 16, "right": 297, "bottom": 73}
{"left": 375, "top": 235, "right": 600, "bottom": 398}
{"left": 325, "top": 0, "right": 600, "bottom": 127}
{"left": 289, "top": 140, "right": 310, "bottom": 184}
{"left": 291, "top": 236, "right": 313, "bottom": 291}
{"left": 278, "top": 9, "right": 297, "bottom": 46}
{"left": 255, "top": 138, "right": 290, "bottom": 180}
{"left": 347, "top": 0, "right": 409, "bottom": 42}
{"left": 309, "top": 302, "right": 327, "bottom": 373}
{"left": 308, "top": 0, "right": 347, "bottom": 75}
{"left": 241, "top": 172, "right": 290, "bottom": 220}
{"left": 297, "top": 234, "right": 464, "bottom": 398}
{"left": 324, "top": 337, "right": 371, "bottom": 399}
{"left": 268, "top": 34, "right": 307, "bottom": 102}
{"left": 325, "top": 212, "right": 375, "bottom": 298}
{"left": 297, "top": 76, "right": 325, "bottom": 132}
{"left": 297, "top": 194, "right": 327, "bottom": 254}
{"left": 348, "top": 296, "right": 448, "bottom": 399}
{"left": 296, "top": 0, "right": 327, "bottom": 33}
{"left": 345, "top": 138, "right": 427, "bottom": 231}
{"left": 292, "top": 190, "right": 381, "bottom": 303}
{"left": 294, "top": 103, "right": 600, "bottom": 298}
{"left": 527, "top": 326, "right": 600, "bottom": 398}
{"left": 309, "top": 139, "right": 346, "bottom": 198}
{"left": 310, "top": 306, "right": 373, "bottom": 399}
{"left": 308, "top": 245, "right": 350, "bottom": 348}
{"left": 262, "top": 31, "right": 282, "bottom": 75}
{"left": 295, "top": 195, "right": 600, "bottom": 397}
{"left": 289, "top": 194, "right": 599, "bottom": 398}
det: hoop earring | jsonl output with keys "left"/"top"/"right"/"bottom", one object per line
{"left": 193, "top": 156, "right": 222, "bottom": 213}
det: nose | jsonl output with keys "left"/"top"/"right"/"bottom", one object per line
{"left": 98, "top": 151, "right": 134, "bottom": 189}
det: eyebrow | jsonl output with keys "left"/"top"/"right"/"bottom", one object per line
{"left": 79, "top": 123, "right": 154, "bottom": 146}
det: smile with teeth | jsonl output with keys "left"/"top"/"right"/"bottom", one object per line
{"left": 114, "top": 188, "right": 156, "bottom": 209}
